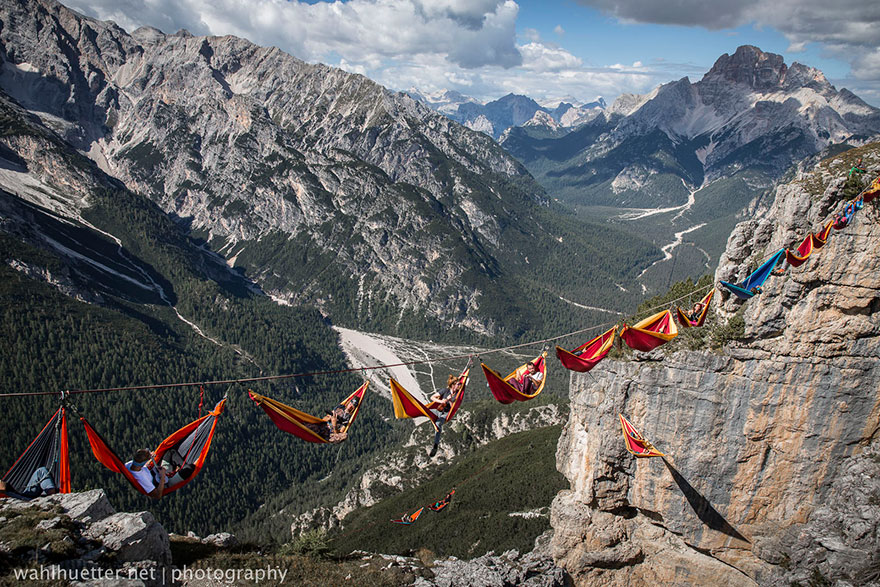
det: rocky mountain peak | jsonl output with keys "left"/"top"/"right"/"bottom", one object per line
{"left": 704, "top": 45, "right": 789, "bottom": 92}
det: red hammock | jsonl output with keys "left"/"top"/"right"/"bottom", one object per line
{"left": 812, "top": 220, "right": 833, "bottom": 248}
{"left": 250, "top": 382, "right": 368, "bottom": 444}
{"left": 390, "top": 369, "right": 469, "bottom": 431}
{"left": 82, "top": 399, "right": 226, "bottom": 496}
{"left": 2, "top": 406, "right": 71, "bottom": 498}
{"left": 481, "top": 352, "right": 547, "bottom": 404}
{"left": 621, "top": 309, "right": 678, "bottom": 352}
{"left": 619, "top": 414, "right": 664, "bottom": 458}
{"left": 556, "top": 327, "right": 617, "bottom": 373}
{"left": 675, "top": 290, "right": 715, "bottom": 328}
{"left": 785, "top": 233, "right": 817, "bottom": 268}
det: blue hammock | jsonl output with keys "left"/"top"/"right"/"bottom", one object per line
{"left": 720, "top": 249, "right": 785, "bottom": 299}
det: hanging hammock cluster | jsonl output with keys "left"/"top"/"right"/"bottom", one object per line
{"left": 1, "top": 171, "right": 875, "bottom": 501}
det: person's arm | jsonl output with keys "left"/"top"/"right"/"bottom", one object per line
{"left": 148, "top": 468, "right": 166, "bottom": 500}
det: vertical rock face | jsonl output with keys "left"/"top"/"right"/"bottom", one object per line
{"left": 550, "top": 145, "right": 880, "bottom": 585}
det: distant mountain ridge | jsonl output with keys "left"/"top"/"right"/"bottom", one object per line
{"left": 407, "top": 89, "right": 606, "bottom": 139}
{"left": 503, "top": 45, "right": 880, "bottom": 209}
{"left": 0, "top": 0, "right": 659, "bottom": 341}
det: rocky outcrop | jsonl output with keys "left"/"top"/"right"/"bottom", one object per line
{"left": 550, "top": 145, "right": 880, "bottom": 584}
{"left": 0, "top": 490, "right": 172, "bottom": 583}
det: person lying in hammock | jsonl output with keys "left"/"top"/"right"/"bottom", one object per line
{"left": 126, "top": 449, "right": 167, "bottom": 500}
{"left": 428, "top": 375, "right": 464, "bottom": 457}
{"left": 0, "top": 467, "right": 58, "bottom": 500}
{"left": 303, "top": 396, "right": 360, "bottom": 443}
{"left": 511, "top": 361, "right": 543, "bottom": 395}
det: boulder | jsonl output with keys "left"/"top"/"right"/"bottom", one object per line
{"left": 83, "top": 512, "right": 171, "bottom": 566}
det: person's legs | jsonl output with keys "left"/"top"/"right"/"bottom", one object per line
{"left": 25, "top": 467, "right": 56, "bottom": 496}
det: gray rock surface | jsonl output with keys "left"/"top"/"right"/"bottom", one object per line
{"left": 550, "top": 146, "right": 880, "bottom": 584}
{"left": 83, "top": 512, "right": 171, "bottom": 566}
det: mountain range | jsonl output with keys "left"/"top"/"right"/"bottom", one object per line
{"left": 0, "top": 0, "right": 661, "bottom": 342}
{"left": 407, "top": 88, "right": 607, "bottom": 139}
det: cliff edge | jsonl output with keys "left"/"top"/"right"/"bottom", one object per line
{"left": 550, "top": 144, "right": 880, "bottom": 586}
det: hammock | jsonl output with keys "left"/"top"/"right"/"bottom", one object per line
{"left": 81, "top": 399, "right": 226, "bottom": 496}
{"left": 249, "top": 382, "right": 368, "bottom": 444}
{"left": 863, "top": 178, "right": 880, "bottom": 203}
{"left": 675, "top": 290, "right": 715, "bottom": 328}
{"left": 619, "top": 414, "right": 664, "bottom": 458}
{"left": 620, "top": 309, "right": 678, "bottom": 352}
{"left": 720, "top": 249, "right": 785, "bottom": 300}
{"left": 481, "top": 352, "right": 547, "bottom": 404}
{"left": 391, "top": 506, "right": 424, "bottom": 525}
{"left": 390, "top": 370, "right": 469, "bottom": 432}
{"left": 556, "top": 327, "right": 617, "bottom": 372}
{"left": 785, "top": 233, "right": 817, "bottom": 268}
{"left": 1, "top": 406, "right": 71, "bottom": 499}
{"left": 813, "top": 220, "right": 833, "bottom": 248}
{"left": 429, "top": 490, "right": 455, "bottom": 512}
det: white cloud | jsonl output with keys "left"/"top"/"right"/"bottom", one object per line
{"left": 554, "top": 25, "right": 565, "bottom": 36}
{"left": 519, "top": 42, "right": 582, "bottom": 72}
{"left": 576, "top": 0, "right": 880, "bottom": 81}
{"left": 64, "top": 0, "right": 522, "bottom": 69}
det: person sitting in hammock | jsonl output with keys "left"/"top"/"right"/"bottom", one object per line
{"left": 428, "top": 375, "right": 463, "bottom": 457}
{"left": 126, "top": 449, "right": 167, "bottom": 500}
{"left": 511, "top": 361, "right": 543, "bottom": 395}
{"left": 687, "top": 302, "right": 705, "bottom": 323}
{"left": 0, "top": 467, "right": 58, "bottom": 499}
{"left": 160, "top": 448, "right": 196, "bottom": 489}
{"left": 303, "top": 396, "right": 360, "bottom": 443}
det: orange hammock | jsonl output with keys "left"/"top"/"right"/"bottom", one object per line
{"left": 619, "top": 414, "right": 664, "bottom": 458}
{"left": 249, "top": 381, "right": 368, "bottom": 444}
{"left": 785, "top": 233, "right": 817, "bottom": 268}
{"left": 2, "top": 406, "right": 71, "bottom": 498}
{"left": 675, "top": 290, "right": 715, "bottom": 328}
{"left": 391, "top": 506, "right": 424, "bottom": 525}
{"left": 812, "top": 220, "right": 833, "bottom": 248}
{"left": 621, "top": 309, "right": 678, "bottom": 352}
{"left": 390, "top": 369, "right": 469, "bottom": 431}
{"left": 82, "top": 399, "right": 226, "bottom": 496}
{"left": 556, "top": 327, "right": 617, "bottom": 372}
{"left": 481, "top": 352, "right": 547, "bottom": 404}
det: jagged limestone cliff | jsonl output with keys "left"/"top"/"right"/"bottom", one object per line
{"left": 550, "top": 145, "right": 880, "bottom": 585}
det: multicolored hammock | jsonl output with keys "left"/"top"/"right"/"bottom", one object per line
{"left": 785, "top": 233, "right": 817, "bottom": 268}
{"left": 556, "top": 327, "right": 617, "bottom": 372}
{"left": 391, "top": 506, "right": 424, "bottom": 525}
{"left": 249, "top": 382, "right": 368, "bottom": 443}
{"left": 82, "top": 399, "right": 226, "bottom": 496}
{"left": 429, "top": 489, "right": 455, "bottom": 512}
{"left": 813, "top": 220, "right": 834, "bottom": 248}
{"left": 619, "top": 414, "right": 664, "bottom": 458}
{"left": 863, "top": 177, "right": 880, "bottom": 203}
{"left": 1, "top": 405, "right": 71, "bottom": 498}
{"left": 620, "top": 309, "right": 678, "bottom": 352}
{"left": 481, "top": 352, "right": 547, "bottom": 404}
{"left": 390, "top": 369, "right": 469, "bottom": 432}
{"left": 720, "top": 249, "right": 785, "bottom": 300}
{"left": 675, "top": 290, "right": 715, "bottom": 328}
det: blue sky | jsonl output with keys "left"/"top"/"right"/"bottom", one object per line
{"left": 65, "top": 0, "right": 880, "bottom": 107}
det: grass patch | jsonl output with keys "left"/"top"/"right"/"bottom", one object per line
{"left": 329, "top": 425, "right": 566, "bottom": 559}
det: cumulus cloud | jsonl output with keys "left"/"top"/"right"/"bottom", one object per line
{"left": 575, "top": 0, "right": 880, "bottom": 80}
{"left": 64, "top": 0, "right": 522, "bottom": 69}
{"left": 519, "top": 42, "right": 582, "bottom": 72}
{"left": 554, "top": 25, "right": 565, "bottom": 36}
